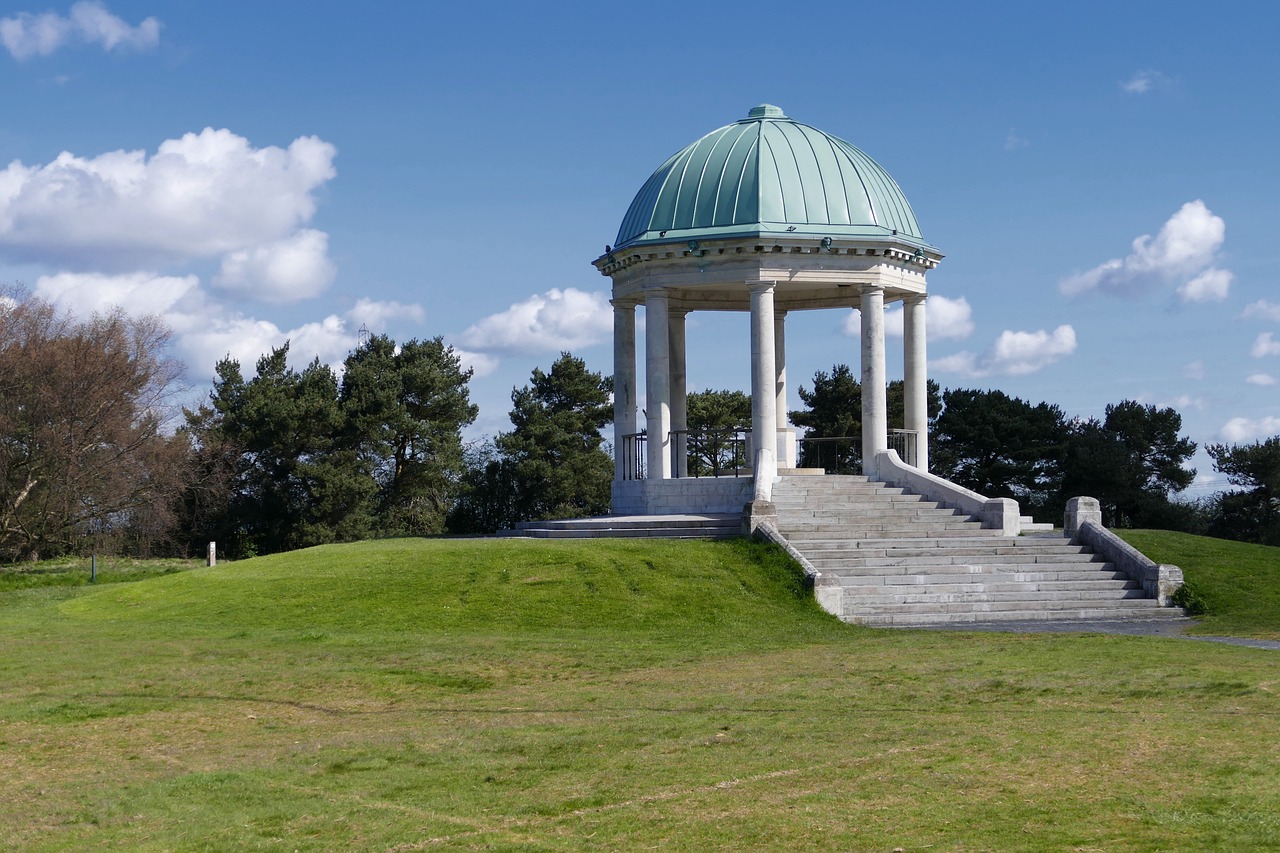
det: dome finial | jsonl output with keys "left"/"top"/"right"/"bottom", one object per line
{"left": 747, "top": 104, "right": 786, "bottom": 119}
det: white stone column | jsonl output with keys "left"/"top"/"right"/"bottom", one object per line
{"left": 860, "top": 285, "right": 887, "bottom": 477}
{"left": 645, "top": 289, "right": 672, "bottom": 480}
{"left": 903, "top": 293, "right": 929, "bottom": 471}
{"left": 750, "top": 282, "right": 778, "bottom": 487}
{"left": 612, "top": 300, "right": 637, "bottom": 482}
{"left": 774, "top": 310, "right": 787, "bottom": 428}
{"left": 669, "top": 307, "right": 688, "bottom": 478}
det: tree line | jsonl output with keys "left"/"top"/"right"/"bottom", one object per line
{"left": 2, "top": 290, "right": 1276, "bottom": 561}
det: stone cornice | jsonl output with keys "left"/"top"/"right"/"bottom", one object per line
{"left": 594, "top": 238, "right": 941, "bottom": 278}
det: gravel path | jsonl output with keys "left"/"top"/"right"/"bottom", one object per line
{"left": 919, "top": 618, "right": 1280, "bottom": 650}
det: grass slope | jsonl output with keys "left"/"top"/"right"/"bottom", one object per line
{"left": 1118, "top": 529, "right": 1280, "bottom": 639}
{"left": 2, "top": 536, "right": 1278, "bottom": 851}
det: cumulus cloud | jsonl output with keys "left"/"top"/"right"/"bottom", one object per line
{"left": 1242, "top": 299, "right": 1280, "bottom": 322}
{"left": 457, "top": 287, "right": 612, "bottom": 355}
{"left": 1246, "top": 373, "right": 1276, "bottom": 386}
{"left": 1060, "top": 201, "right": 1229, "bottom": 300}
{"left": 1220, "top": 416, "right": 1280, "bottom": 443}
{"left": 1121, "top": 69, "right": 1170, "bottom": 95}
{"left": 1251, "top": 332, "right": 1280, "bottom": 358}
{"left": 1177, "top": 267, "right": 1233, "bottom": 303}
{"left": 452, "top": 348, "right": 499, "bottom": 378}
{"left": 0, "top": 128, "right": 336, "bottom": 271}
{"left": 932, "top": 325, "right": 1076, "bottom": 378}
{"left": 180, "top": 313, "right": 358, "bottom": 380}
{"left": 214, "top": 229, "right": 336, "bottom": 303}
{"left": 844, "top": 294, "right": 974, "bottom": 340}
{"left": 1, "top": 2, "right": 159, "bottom": 60}
{"left": 347, "top": 297, "right": 427, "bottom": 331}
{"left": 34, "top": 270, "right": 198, "bottom": 318}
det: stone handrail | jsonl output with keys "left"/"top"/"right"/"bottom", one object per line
{"left": 752, "top": 521, "right": 843, "bottom": 617}
{"left": 874, "top": 449, "right": 1021, "bottom": 536}
{"left": 1065, "top": 497, "right": 1183, "bottom": 606}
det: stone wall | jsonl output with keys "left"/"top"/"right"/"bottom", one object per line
{"left": 611, "top": 477, "right": 754, "bottom": 515}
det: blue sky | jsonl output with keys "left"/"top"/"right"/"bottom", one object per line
{"left": 2, "top": 0, "right": 1278, "bottom": 497}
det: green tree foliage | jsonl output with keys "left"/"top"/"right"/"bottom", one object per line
{"left": 789, "top": 365, "right": 941, "bottom": 473}
{"left": 185, "top": 335, "right": 476, "bottom": 556}
{"left": 340, "top": 335, "right": 477, "bottom": 536}
{"left": 0, "top": 290, "right": 188, "bottom": 561}
{"left": 1060, "top": 401, "right": 1197, "bottom": 528}
{"left": 451, "top": 353, "right": 612, "bottom": 533}
{"left": 932, "top": 388, "right": 1066, "bottom": 519}
{"left": 685, "top": 389, "right": 751, "bottom": 475}
{"left": 1206, "top": 436, "right": 1280, "bottom": 544}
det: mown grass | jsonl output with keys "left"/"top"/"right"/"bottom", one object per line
{"left": 0, "top": 554, "right": 200, "bottom": 593}
{"left": 1, "top": 535, "right": 1277, "bottom": 851}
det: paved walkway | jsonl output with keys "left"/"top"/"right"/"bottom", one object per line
{"left": 920, "top": 618, "right": 1280, "bottom": 650}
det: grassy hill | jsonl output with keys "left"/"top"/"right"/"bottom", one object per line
{"left": 2, "top": 534, "right": 1278, "bottom": 851}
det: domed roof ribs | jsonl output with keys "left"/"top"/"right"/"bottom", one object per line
{"left": 609, "top": 106, "right": 931, "bottom": 251}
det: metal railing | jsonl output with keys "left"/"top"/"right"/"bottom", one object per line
{"left": 889, "top": 429, "right": 919, "bottom": 468}
{"left": 621, "top": 431, "right": 646, "bottom": 480}
{"left": 796, "top": 435, "right": 859, "bottom": 475}
{"left": 796, "top": 430, "right": 920, "bottom": 474}
{"left": 670, "top": 428, "right": 749, "bottom": 478}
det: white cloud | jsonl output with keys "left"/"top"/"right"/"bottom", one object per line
{"left": 1246, "top": 373, "right": 1276, "bottom": 386}
{"left": 34, "top": 270, "right": 198, "bottom": 318}
{"left": 1220, "top": 416, "right": 1280, "bottom": 443}
{"left": 844, "top": 294, "right": 974, "bottom": 340}
{"left": 1177, "top": 267, "right": 1233, "bottom": 303}
{"left": 452, "top": 348, "right": 499, "bottom": 378}
{"left": 1121, "top": 69, "right": 1170, "bottom": 95}
{"left": 1242, "top": 300, "right": 1280, "bottom": 322}
{"left": 1252, "top": 332, "right": 1280, "bottom": 358}
{"left": 0, "top": 128, "right": 336, "bottom": 270}
{"left": 1, "top": 2, "right": 159, "bottom": 60}
{"left": 1183, "top": 361, "right": 1205, "bottom": 380}
{"left": 347, "top": 297, "right": 427, "bottom": 331}
{"left": 1060, "top": 201, "right": 1227, "bottom": 298}
{"left": 458, "top": 287, "right": 611, "bottom": 355}
{"left": 932, "top": 325, "right": 1076, "bottom": 378}
{"left": 181, "top": 313, "right": 358, "bottom": 381}
{"left": 214, "top": 229, "right": 336, "bottom": 303}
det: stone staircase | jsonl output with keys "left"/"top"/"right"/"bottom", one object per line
{"left": 504, "top": 513, "right": 740, "bottom": 540}
{"left": 773, "top": 474, "right": 1186, "bottom": 627}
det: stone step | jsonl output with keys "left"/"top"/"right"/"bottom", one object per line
{"left": 798, "top": 542, "right": 1093, "bottom": 558}
{"left": 782, "top": 524, "right": 990, "bottom": 537}
{"left": 838, "top": 578, "right": 1138, "bottom": 595}
{"left": 841, "top": 588, "right": 1149, "bottom": 607}
{"left": 777, "top": 503, "right": 958, "bottom": 518}
{"left": 806, "top": 552, "right": 1104, "bottom": 569}
{"left": 846, "top": 605, "right": 1188, "bottom": 627}
{"left": 844, "top": 596, "right": 1169, "bottom": 617}
{"left": 827, "top": 567, "right": 1126, "bottom": 584}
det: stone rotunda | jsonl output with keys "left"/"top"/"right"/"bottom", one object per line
{"left": 595, "top": 104, "right": 940, "bottom": 517}
{"left": 513, "top": 104, "right": 1187, "bottom": 628}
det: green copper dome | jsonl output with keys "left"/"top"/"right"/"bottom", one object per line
{"left": 614, "top": 105, "right": 926, "bottom": 250}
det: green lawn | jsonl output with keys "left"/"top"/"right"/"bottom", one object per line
{"left": 2, "top": 535, "right": 1277, "bottom": 851}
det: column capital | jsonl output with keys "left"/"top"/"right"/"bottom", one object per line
{"left": 902, "top": 292, "right": 927, "bottom": 306}
{"left": 748, "top": 280, "right": 778, "bottom": 293}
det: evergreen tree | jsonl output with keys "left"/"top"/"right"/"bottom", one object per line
{"left": 340, "top": 334, "right": 477, "bottom": 536}
{"left": 1206, "top": 436, "right": 1280, "bottom": 544}
{"left": 1060, "top": 401, "right": 1196, "bottom": 528}
{"left": 685, "top": 389, "right": 751, "bottom": 475}
{"left": 932, "top": 388, "right": 1066, "bottom": 519}
{"left": 789, "top": 365, "right": 940, "bottom": 473}
{"left": 496, "top": 352, "right": 613, "bottom": 522}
